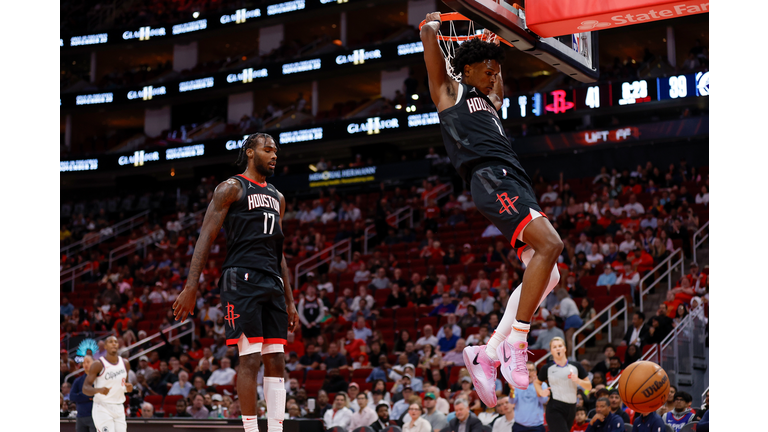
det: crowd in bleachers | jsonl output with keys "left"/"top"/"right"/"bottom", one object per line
{"left": 61, "top": 158, "right": 708, "bottom": 430}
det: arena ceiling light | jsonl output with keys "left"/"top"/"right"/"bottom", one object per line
{"left": 193, "top": 11, "right": 200, "bottom": 18}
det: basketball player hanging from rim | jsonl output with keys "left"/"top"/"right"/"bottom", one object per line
{"left": 421, "top": 12, "right": 563, "bottom": 407}
{"left": 173, "top": 132, "right": 299, "bottom": 432}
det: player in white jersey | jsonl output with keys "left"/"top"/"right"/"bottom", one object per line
{"left": 83, "top": 336, "right": 133, "bottom": 432}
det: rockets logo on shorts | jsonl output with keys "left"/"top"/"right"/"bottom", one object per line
{"left": 245, "top": 273, "right": 249, "bottom": 281}
{"left": 496, "top": 192, "right": 519, "bottom": 215}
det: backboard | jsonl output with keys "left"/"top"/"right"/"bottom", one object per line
{"left": 442, "top": 0, "right": 599, "bottom": 82}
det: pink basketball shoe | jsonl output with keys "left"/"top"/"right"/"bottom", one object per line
{"left": 462, "top": 345, "right": 499, "bottom": 407}
{"left": 497, "top": 339, "right": 532, "bottom": 390}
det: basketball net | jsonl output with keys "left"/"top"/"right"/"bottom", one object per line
{"left": 436, "top": 20, "right": 500, "bottom": 82}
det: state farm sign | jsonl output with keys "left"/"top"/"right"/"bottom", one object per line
{"left": 526, "top": 0, "right": 709, "bottom": 38}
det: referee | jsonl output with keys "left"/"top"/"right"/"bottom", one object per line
{"left": 534, "top": 337, "right": 592, "bottom": 432}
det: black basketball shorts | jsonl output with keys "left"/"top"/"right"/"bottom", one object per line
{"left": 470, "top": 162, "right": 548, "bottom": 258}
{"left": 219, "top": 267, "right": 288, "bottom": 346}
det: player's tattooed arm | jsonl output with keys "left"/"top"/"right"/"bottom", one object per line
{"left": 82, "top": 361, "right": 109, "bottom": 396}
{"left": 173, "top": 179, "right": 242, "bottom": 322}
{"left": 278, "top": 192, "right": 299, "bottom": 333}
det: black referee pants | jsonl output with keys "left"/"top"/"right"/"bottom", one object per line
{"left": 545, "top": 399, "right": 576, "bottom": 432}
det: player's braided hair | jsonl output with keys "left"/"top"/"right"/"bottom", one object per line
{"left": 451, "top": 38, "right": 505, "bottom": 78}
{"left": 235, "top": 132, "right": 277, "bottom": 166}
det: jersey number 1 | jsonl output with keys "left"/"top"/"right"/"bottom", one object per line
{"left": 492, "top": 118, "right": 505, "bottom": 137}
{"left": 263, "top": 212, "right": 275, "bottom": 234}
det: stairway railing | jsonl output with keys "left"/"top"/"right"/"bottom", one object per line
{"left": 535, "top": 295, "right": 630, "bottom": 366}
{"left": 363, "top": 206, "right": 414, "bottom": 254}
{"left": 108, "top": 210, "right": 203, "bottom": 270}
{"left": 639, "top": 248, "right": 684, "bottom": 312}
{"left": 692, "top": 221, "right": 709, "bottom": 265}
{"left": 61, "top": 210, "right": 151, "bottom": 256}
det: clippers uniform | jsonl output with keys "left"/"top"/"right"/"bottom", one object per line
{"left": 91, "top": 357, "right": 128, "bottom": 432}
{"left": 219, "top": 174, "right": 288, "bottom": 349}
{"left": 439, "top": 82, "right": 545, "bottom": 255}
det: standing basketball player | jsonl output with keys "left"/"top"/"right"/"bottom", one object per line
{"left": 421, "top": 12, "right": 564, "bottom": 406}
{"left": 83, "top": 336, "right": 132, "bottom": 432}
{"left": 173, "top": 132, "right": 298, "bottom": 432}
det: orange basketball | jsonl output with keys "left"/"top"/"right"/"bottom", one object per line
{"left": 617, "top": 361, "right": 670, "bottom": 414}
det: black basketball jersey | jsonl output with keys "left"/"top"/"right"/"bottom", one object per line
{"left": 438, "top": 82, "right": 530, "bottom": 185}
{"left": 221, "top": 174, "right": 284, "bottom": 281}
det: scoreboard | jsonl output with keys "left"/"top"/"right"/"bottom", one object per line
{"left": 502, "top": 71, "right": 709, "bottom": 120}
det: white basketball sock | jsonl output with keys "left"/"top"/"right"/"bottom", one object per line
{"left": 485, "top": 246, "right": 561, "bottom": 358}
{"left": 243, "top": 416, "right": 259, "bottom": 432}
{"left": 263, "top": 377, "right": 286, "bottom": 432}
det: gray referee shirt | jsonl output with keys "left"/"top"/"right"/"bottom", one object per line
{"left": 537, "top": 360, "right": 588, "bottom": 405}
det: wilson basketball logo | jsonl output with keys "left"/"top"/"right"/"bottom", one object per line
{"left": 641, "top": 374, "right": 668, "bottom": 398}
{"left": 224, "top": 303, "right": 240, "bottom": 328}
{"left": 496, "top": 192, "right": 519, "bottom": 215}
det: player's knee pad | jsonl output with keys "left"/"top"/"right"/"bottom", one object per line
{"left": 261, "top": 343, "right": 284, "bottom": 355}
{"left": 267, "top": 388, "right": 286, "bottom": 421}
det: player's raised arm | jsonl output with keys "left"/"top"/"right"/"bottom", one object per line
{"left": 278, "top": 192, "right": 299, "bottom": 333}
{"left": 173, "top": 179, "right": 242, "bottom": 321}
{"left": 82, "top": 360, "right": 108, "bottom": 397}
{"left": 490, "top": 61, "right": 504, "bottom": 111}
{"left": 421, "top": 12, "right": 457, "bottom": 110}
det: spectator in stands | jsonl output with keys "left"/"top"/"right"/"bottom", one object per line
{"left": 586, "top": 244, "right": 605, "bottom": 270}
{"left": 616, "top": 262, "right": 640, "bottom": 300}
{"left": 371, "top": 402, "right": 392, "bottom": 431}
{"left": 168, "top": 370, "right": 193, "bottom": 398}
{"left": 437, "top": 324, "right": 460, "bottom": 352}
{"left": 207, "top": 357, "right": 235, "bottom": 386}
{"left": 618, "top": 232, "right": 635, "bottom": 255}
{"left": 441, "top": 338, "right": 467, "bottom": 367}
{"left": 431, "top": 293, "right": 457, "bottom": 316}
{"left": 597, "top": 266, "right": 617, "bottom": 288}
{"left": 415, "top": 325, "right": 439, "bottom": 350}
{"left": 354, "top": 262, "right": 372, "bottom": 284}
{"left": 574, "top": 233, "right": 593, "bottom": 257}
{"left": 604, "top": 357, "right": 623, "bottom": 383}
{"left": 421, "top": 392, "right": 449, "bottom": 431}
{"left": 391, "top": 386, "right": 414, "bottom": 421}
{"left": 386, "top": 283, "right": 410, "bottom": 309}
{"left": 320, "top": 204, "right": 337, "bottom": 224}
{"left": 640, "top": 213, "right": 658, "bottom": 231}
{"left": 298, "top": 285, "right": 325, "bottom": 339}
{"left": 353, "top": 315, "right": 373, "bottom": 341}
{"left": 631, "top": 247, "right": 654, "bottom": 273}
{"left": 328, "top": 254, "right": 348, "bottom": 274}
{"left": 323, "top": 392, "right": 353, "bottom": 429}
{"left": 662, "top": 391, "right": 695, "bottom": 429}
{"left": 695, "top": 186, "right": 708, "bottom": 205}
{"left": 192, "top": 358, "right": 212, "bottom": 384}
{"left": 587, "top": 397, "right": 624, "bottom": 431}
{"left": 187, "top": 394, "right": 209, "bottom": 419}
{"left": 394, "top": 330, "right": 414, "bottom": 355}
{"left": 540, "top": 185, "right": 559, "bottom": 203}
{"left": 370, "top": 268, "right": 391, "bottom": 290}
{"left": 461, "top": 244, "right": 476, "bottom": 266}
{"left": 322, "top": 368, "right": 350, "bottom": 394}
{"left": 60, "top": 297, "right": 74, "bottom": 317}
{"left": 322, "top": 342, "right": 348, "bottom": 371}
{"left": 530, "top": 315, "right": 565, "bottom": 350}
{"left": 474, "top": 286, "right": 495, "bottom": 315}
{"left": 352, "top": 285, "right": 375, "bottom": 312}
{"left": 447, "top": 399, "right": 483, "bottom": 432}
{"left": 350, "top": 392, "right": 378, "bottom": 429}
